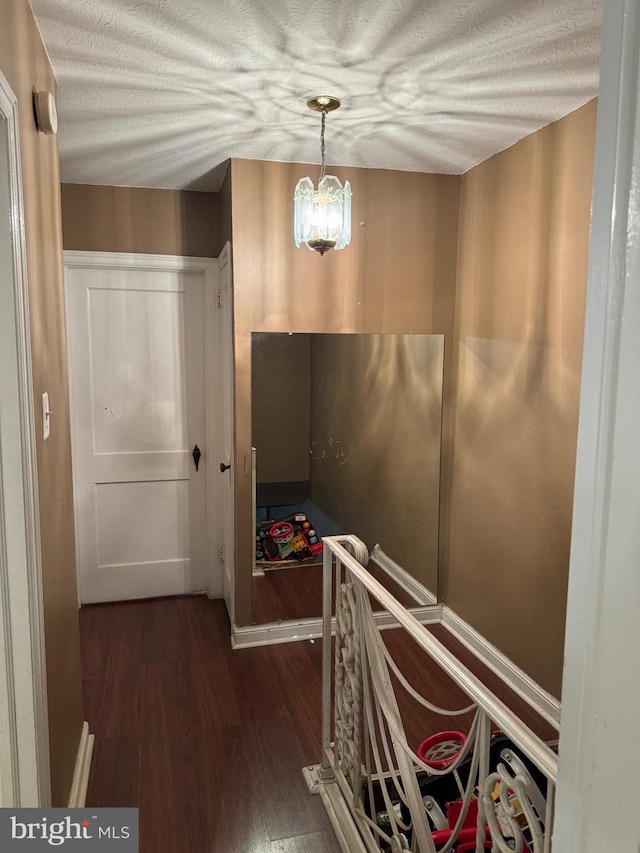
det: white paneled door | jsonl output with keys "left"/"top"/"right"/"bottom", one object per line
{"left": 66, "top": 253, "right": 217, "bottom": 604}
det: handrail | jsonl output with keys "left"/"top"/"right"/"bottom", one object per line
{"left": 323, "top": 536, "right": 558, "bottom": 783}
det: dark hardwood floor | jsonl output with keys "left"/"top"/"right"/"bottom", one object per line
{"left": 80, "top": 595, "right": 556, "bottom": 852}
{"left": 81, "top": 596, "right": 341, "bottom": 853}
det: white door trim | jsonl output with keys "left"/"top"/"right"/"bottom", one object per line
{"left": 554, "top": 1, "right": 640, "bottom": 849}
{"left": 0, "top": 70, "right": 51, "bottom": 806}
{"left": 212, "top": 242, "right": 235, "bottom": 616}
{"left": 63, "top": 251, "right": 217, "bottom": 274}
{"left": 205, "top": 252, "right": 221, "bottom": 598}
{"left": 63, "top": 251, "right": 220, "bottom": 603}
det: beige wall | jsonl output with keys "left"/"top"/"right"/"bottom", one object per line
{"left": 0, "top": 0, "right": 84, "bottom": 805}
{"left": 445, "top": 100, "right": 597, "bottom": 697}
{"left": 219, "top": 163, "right": 232, "bottom": 250}
{"left": 252, "top": 333, "right": 311, "bottom": 484}
{"left": 310, "top": 334, "right": 444, "bottom": 596}
{"left": 61, "top": 183, "right": 225, "bottom": 257}
{"left": 231, "top": 159, "right": 461, "bottom": 624}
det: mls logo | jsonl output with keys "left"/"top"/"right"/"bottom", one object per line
{"left": 10, "top": 815, "right": 93, "bottom": 844}
{"left": 1, "top": 808, "right": 138, "bottom": 849}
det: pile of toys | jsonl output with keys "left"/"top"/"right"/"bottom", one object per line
{"left": 255, "top": 512, "right": 323, "bottom": 563}
{"left": 375, "top": 730, "right": 549, "bottom": 851}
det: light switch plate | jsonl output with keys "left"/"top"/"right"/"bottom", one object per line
{"left": 42, "top": 392, "right": 50, "bottom": 440}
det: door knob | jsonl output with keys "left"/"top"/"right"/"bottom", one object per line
{"left": 192, "top": 445, "right": 201, "bottom": 472}
{"left": 219, "top": 462, "right": 231, "bottom": 473}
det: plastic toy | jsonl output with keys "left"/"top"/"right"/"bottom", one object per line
{"left": 255, "top": 512, "right": 323, "bottom": 564}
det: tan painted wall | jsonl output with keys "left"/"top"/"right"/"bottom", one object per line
{"left": 445, "top": 100, "right": 597, "bottom": 697}
{"left": 231, "top": 159, "right": 461, "bottom": 624}
{"left": 0, "top": 0, "right": 84, "bottom": 805}
{"left": 61, "top": 183, "right": 224, "bottom": 257}
{"left": 252, "top": 333, "right": 311, "bottom": 484}
{"left": 218, "top": 163, "right": 232, "bottom": 250}
{"left": 309, "top": 334, "right": 444, "bottom": 596}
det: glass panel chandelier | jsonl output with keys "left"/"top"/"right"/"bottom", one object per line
{"left": 294, "top": 96, "right": 351, "bottom": 256}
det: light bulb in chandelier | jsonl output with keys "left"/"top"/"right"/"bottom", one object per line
{"left": 294, "top": 96, "right": 351, "bottom": 256}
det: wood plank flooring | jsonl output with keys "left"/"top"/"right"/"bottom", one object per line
{"left": 81, "top": 595, "right": 556, "bottom": 853}
{"left": 81, "top": 596, "right": 341, "bottom": 853}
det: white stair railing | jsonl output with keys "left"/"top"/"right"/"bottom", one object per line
{"left": 309, "top": 535, "right": 558, "bottom": 853}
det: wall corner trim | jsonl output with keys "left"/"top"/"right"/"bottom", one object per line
{"left": 67, "top": 722, "right": 94, "bottom": 808}
{"left": 440, "top": 606, "right": 560, "bottom": 729}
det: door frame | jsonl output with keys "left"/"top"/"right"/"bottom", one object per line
{"left": 554, "top": 1, "right": 640, "bottom": 848}
{"left": 63, "top": 250, "right": 229, "bottom": 602}
{"left": 0, "top": 70, "right": 51, "bottom": 806}
{"left": 206, "top": 242, "right": 235, "bottom": 615}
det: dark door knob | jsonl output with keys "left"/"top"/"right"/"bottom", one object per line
{"left": 192, "top": 445, "right": 201, "bottom": 472}
{"left": 219, "top": 462, "right": 231, "bottom": 473}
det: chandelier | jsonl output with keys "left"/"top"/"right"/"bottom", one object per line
{"left": 294, "top": 96, "right": 351, "bottom": 256}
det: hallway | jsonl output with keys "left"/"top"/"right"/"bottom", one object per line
{"left": 80, "top": 596, "right": 340, "bottom": 853}
{"left": 80, "top": 595, "right": 556, "bottom": 852}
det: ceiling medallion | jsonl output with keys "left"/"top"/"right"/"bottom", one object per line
{"left": 294, "top": 96, "right": 351, "bottom": 256}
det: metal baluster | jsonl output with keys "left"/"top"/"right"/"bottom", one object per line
{"left": 543, "top": 781, "right": 555, "bottom": 853}
{"left": 320, "top": 543, "right": 334, "bottom": 780}
{"left": 475, "top": 713, "right": 491, "bottom": 853}
{"left": 333, "top": 556, "right": 343, "bottom": 772}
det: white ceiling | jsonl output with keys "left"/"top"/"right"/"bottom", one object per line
{"left": 30, "top": 0, "right": 602, "bottom": 191}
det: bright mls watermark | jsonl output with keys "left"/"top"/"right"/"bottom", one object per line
{"left": 0, "top": 809, "right": 138, "bottom": 850}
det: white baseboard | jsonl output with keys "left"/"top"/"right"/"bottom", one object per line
{"left": 232, "top": 605, "right": 442, "bottom": 649}
{"left": 370, "top": 544, "right": 437, "bottom": 606}
{"left": 237, "top": 576, "right": 559, "bottom": 730}
{"left": 303, "top": 764, "right": 367, "bottom": 853}
{"left": 440, "top": 606, "right": 560, "bottom": 729}
{"left": 232, "top": 617, "right": 323, "bottom": 648}
{"left": 68, "top": 722, "right": 94, "bottom": 808}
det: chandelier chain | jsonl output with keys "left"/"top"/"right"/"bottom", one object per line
{"left": 320, "top": 110, "right": 326, "bottom": 180}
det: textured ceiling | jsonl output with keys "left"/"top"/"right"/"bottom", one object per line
{"left": 30, "top": 0, "right": 602, "bottom": 191}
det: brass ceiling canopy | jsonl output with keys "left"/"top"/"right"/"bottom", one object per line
{"left": 306, "top": 95, "right": 341, "bottom": 113}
